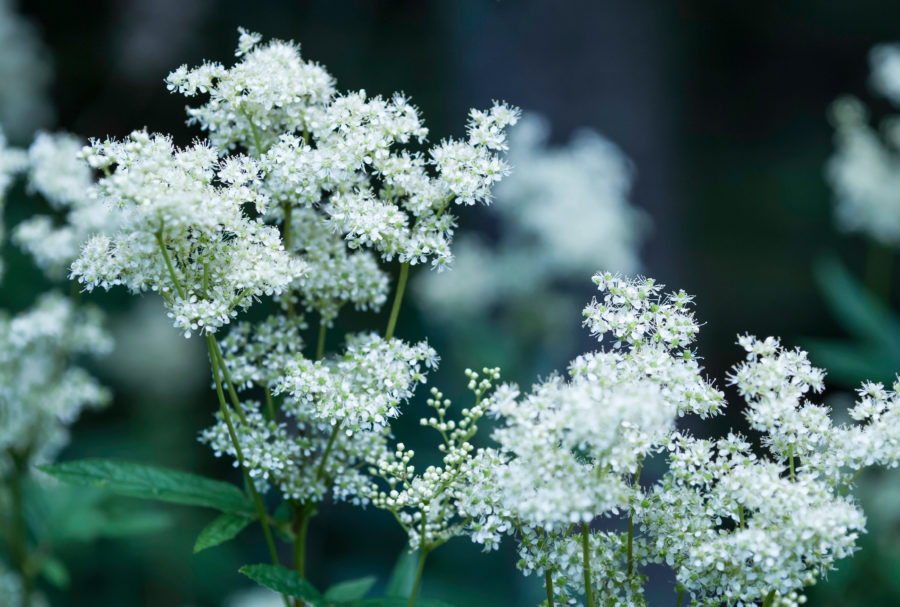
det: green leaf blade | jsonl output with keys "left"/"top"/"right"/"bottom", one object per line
{"left": 240, "top": 564, "right": 323, "bottom": 603}
{"left": 41, "top": 459, "right": 252, "bottom": 513}
{"left": 194, "top": 512, "right": 254, "bottom": 553}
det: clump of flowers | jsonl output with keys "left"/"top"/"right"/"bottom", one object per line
{"left": 13, "top": 131, "right": 120, "bottom": 278}
{"left": 0, "top": 291, "right": 111, "bottom": 473}
{"left": 0, "top": 292, "right": 111, "bottom": 607}
{"left": 71, "top": 130, "right": 304, "bottom": 337}
{"left": 59, "top": 28, "right": 520, "bottom": 597}
{"left": 411, "top": 273, "right": 900, "bottom": 607}
{"left": 25, "top": 25, "right": 900, "bottom": 607}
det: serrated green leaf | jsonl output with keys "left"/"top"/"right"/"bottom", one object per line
{"left": 41, "top": 459, "right": 252, "bottom": 513}
{"left": 93, "top": 508, "right": 173, "bottom": 538}
{"left": 240, "top": 564, "right": 323, "bottom": 603}
{"left": 39, "top": 556, "right": 69, "bottom": 589}
{"left": 324, "top": 576, "right": 376, "bottom": 601}
{"left": 385, "top": 549, "right": 419, "bottom": 598}
{"left": 194, "top": 512, "right": 254, "bottom": 553}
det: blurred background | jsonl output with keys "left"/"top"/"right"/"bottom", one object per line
{"left": 4, "top": 0, "right": 900, "bottom": 605}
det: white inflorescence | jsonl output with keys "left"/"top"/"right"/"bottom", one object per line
{"left": 168, "top": 29, "right": 518, "bottom": 278}
{"left": 275, "top": 333, "right": 437, "bottom": 432}
{"left": 13, "top": 132, "right": 120, "bottom": 279}
{"left": 431, "top": 273, "right": 900, "bottom": 607}
{"left": 70, "top": 130, "right": 305, "bottom": 337}
{"left": 43, "top": 26, "right": 900, "bottom": 607}
{"left": 0, "top": 292, "right": 112, "bottom": 472}
{"left": 202, "top": 321, "right": 437, "bottom": 506}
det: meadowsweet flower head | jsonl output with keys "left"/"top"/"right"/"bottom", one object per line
{"left": 203, "top": 321, "right": 436, "bottom": 505}
{"left": 0, "top": 292, "right": 111, "bottom": 471}
{"left": 167, "top": 28, "right": 335, "bottom": 154}
{"left": 275, "top": 333, "right": 437, "bottom": 432}
{"left": 70, "top": 130, "right": 305, "bottom": 337}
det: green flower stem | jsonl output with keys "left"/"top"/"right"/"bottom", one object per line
{"left": 316, "top": 420, "right": 343, "bottom": 480}
{"left": 293, "top": 505, "right": 311, "bottom": 578}
{"left": 210, "top": 337, "right": 249, "bottom": 425}
{"left": 582, "top": 524, "right": 594, "bottom": 607}
{"left": 627, "top": 461, "right": 643, "bottom": 577}
{"left": 155, "top": 230, "right": 185, "bottom": 300}
{"left": 290, "top": 418, "right": 344, "bottom": 587}
{"left": 788, "top": 445, "right": 795, "bottom": 482}
{"left": 241, "top": 109, "right": 265, "bottom": 158}
{"left": 265, "top": 388, "right": 277, "bottom": 421}
{"left": 676, "top": 590, "right": 685, "bottom": 607}
{"left": 316, "top": 321, "right": 327, "bottom": 361}
{"left": 407, "top": 548, "right": 430, "bottom": 607}
{"left": 206, "top": 334, "right": 285, "bottom": 604}
{"left": 839, "top": 468, "right": 864, "bottom": 496}
{"left": 282, "top": 201, "right": 295, "bottom": 320}
{"left": 545, "top": 570, "right": 556, "bottom": 607}
{"left": 762, "top": 589, "right": 777, "bottom": 607}
{"left": 385, "top": 262, "right": 410, "bottom": 340}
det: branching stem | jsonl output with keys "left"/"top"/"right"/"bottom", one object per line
{"left": 206, "top": 334, "right": 285, "bottom": 607}
{"left": 385, "top": 262, "right": 410, "bottom": 340}
{"left": 407, "top": 515, "right": 431, "bottom": 607}
{"left": 545, "top": 569, "right": 555, "bottom": 607}
{"left": 582, "top": 524, "right": 594, "bottom": 607}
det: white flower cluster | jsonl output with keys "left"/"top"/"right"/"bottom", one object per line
{"left": 827, "top": 44, "right": 900, "bottom": 247}
{"left": 202, "top": 321, "right": 437, "bottom": 505}
{"left": 200, "top": 397, "right": 390, "bottom": 504}
{"left": 169, "top": 29, "right": 519, "bottom": 282}
{"left": 219, "top": 314, "right": 308, "bottom": 391}
{"left": 416, "top": 112, "right": 647, "bottom": 320}
{"left": 641, "top": 430, "right": 864, "bottom": 606}
{"left": 428, "top": 273, "right": 900, "bottom": 607}
{"left": 70, "top": 130, "right": 305, "bottom": 337}
{"left": 276, "top": 333, "right": 437, "bottom": 432}
{"left": 14, "top": 132, "right": 119, "bottom": 278}
{"left": 0, "top": 292, "right": 111, "bottom": 472}
{"left": 285, "top": 207, "right": 389, "bottom": 324}
{"left": 366, "top": 369, "right": 497, "bottom": 552}
{"left": 166, "top": 27, "right": 336, "bottom": 154}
